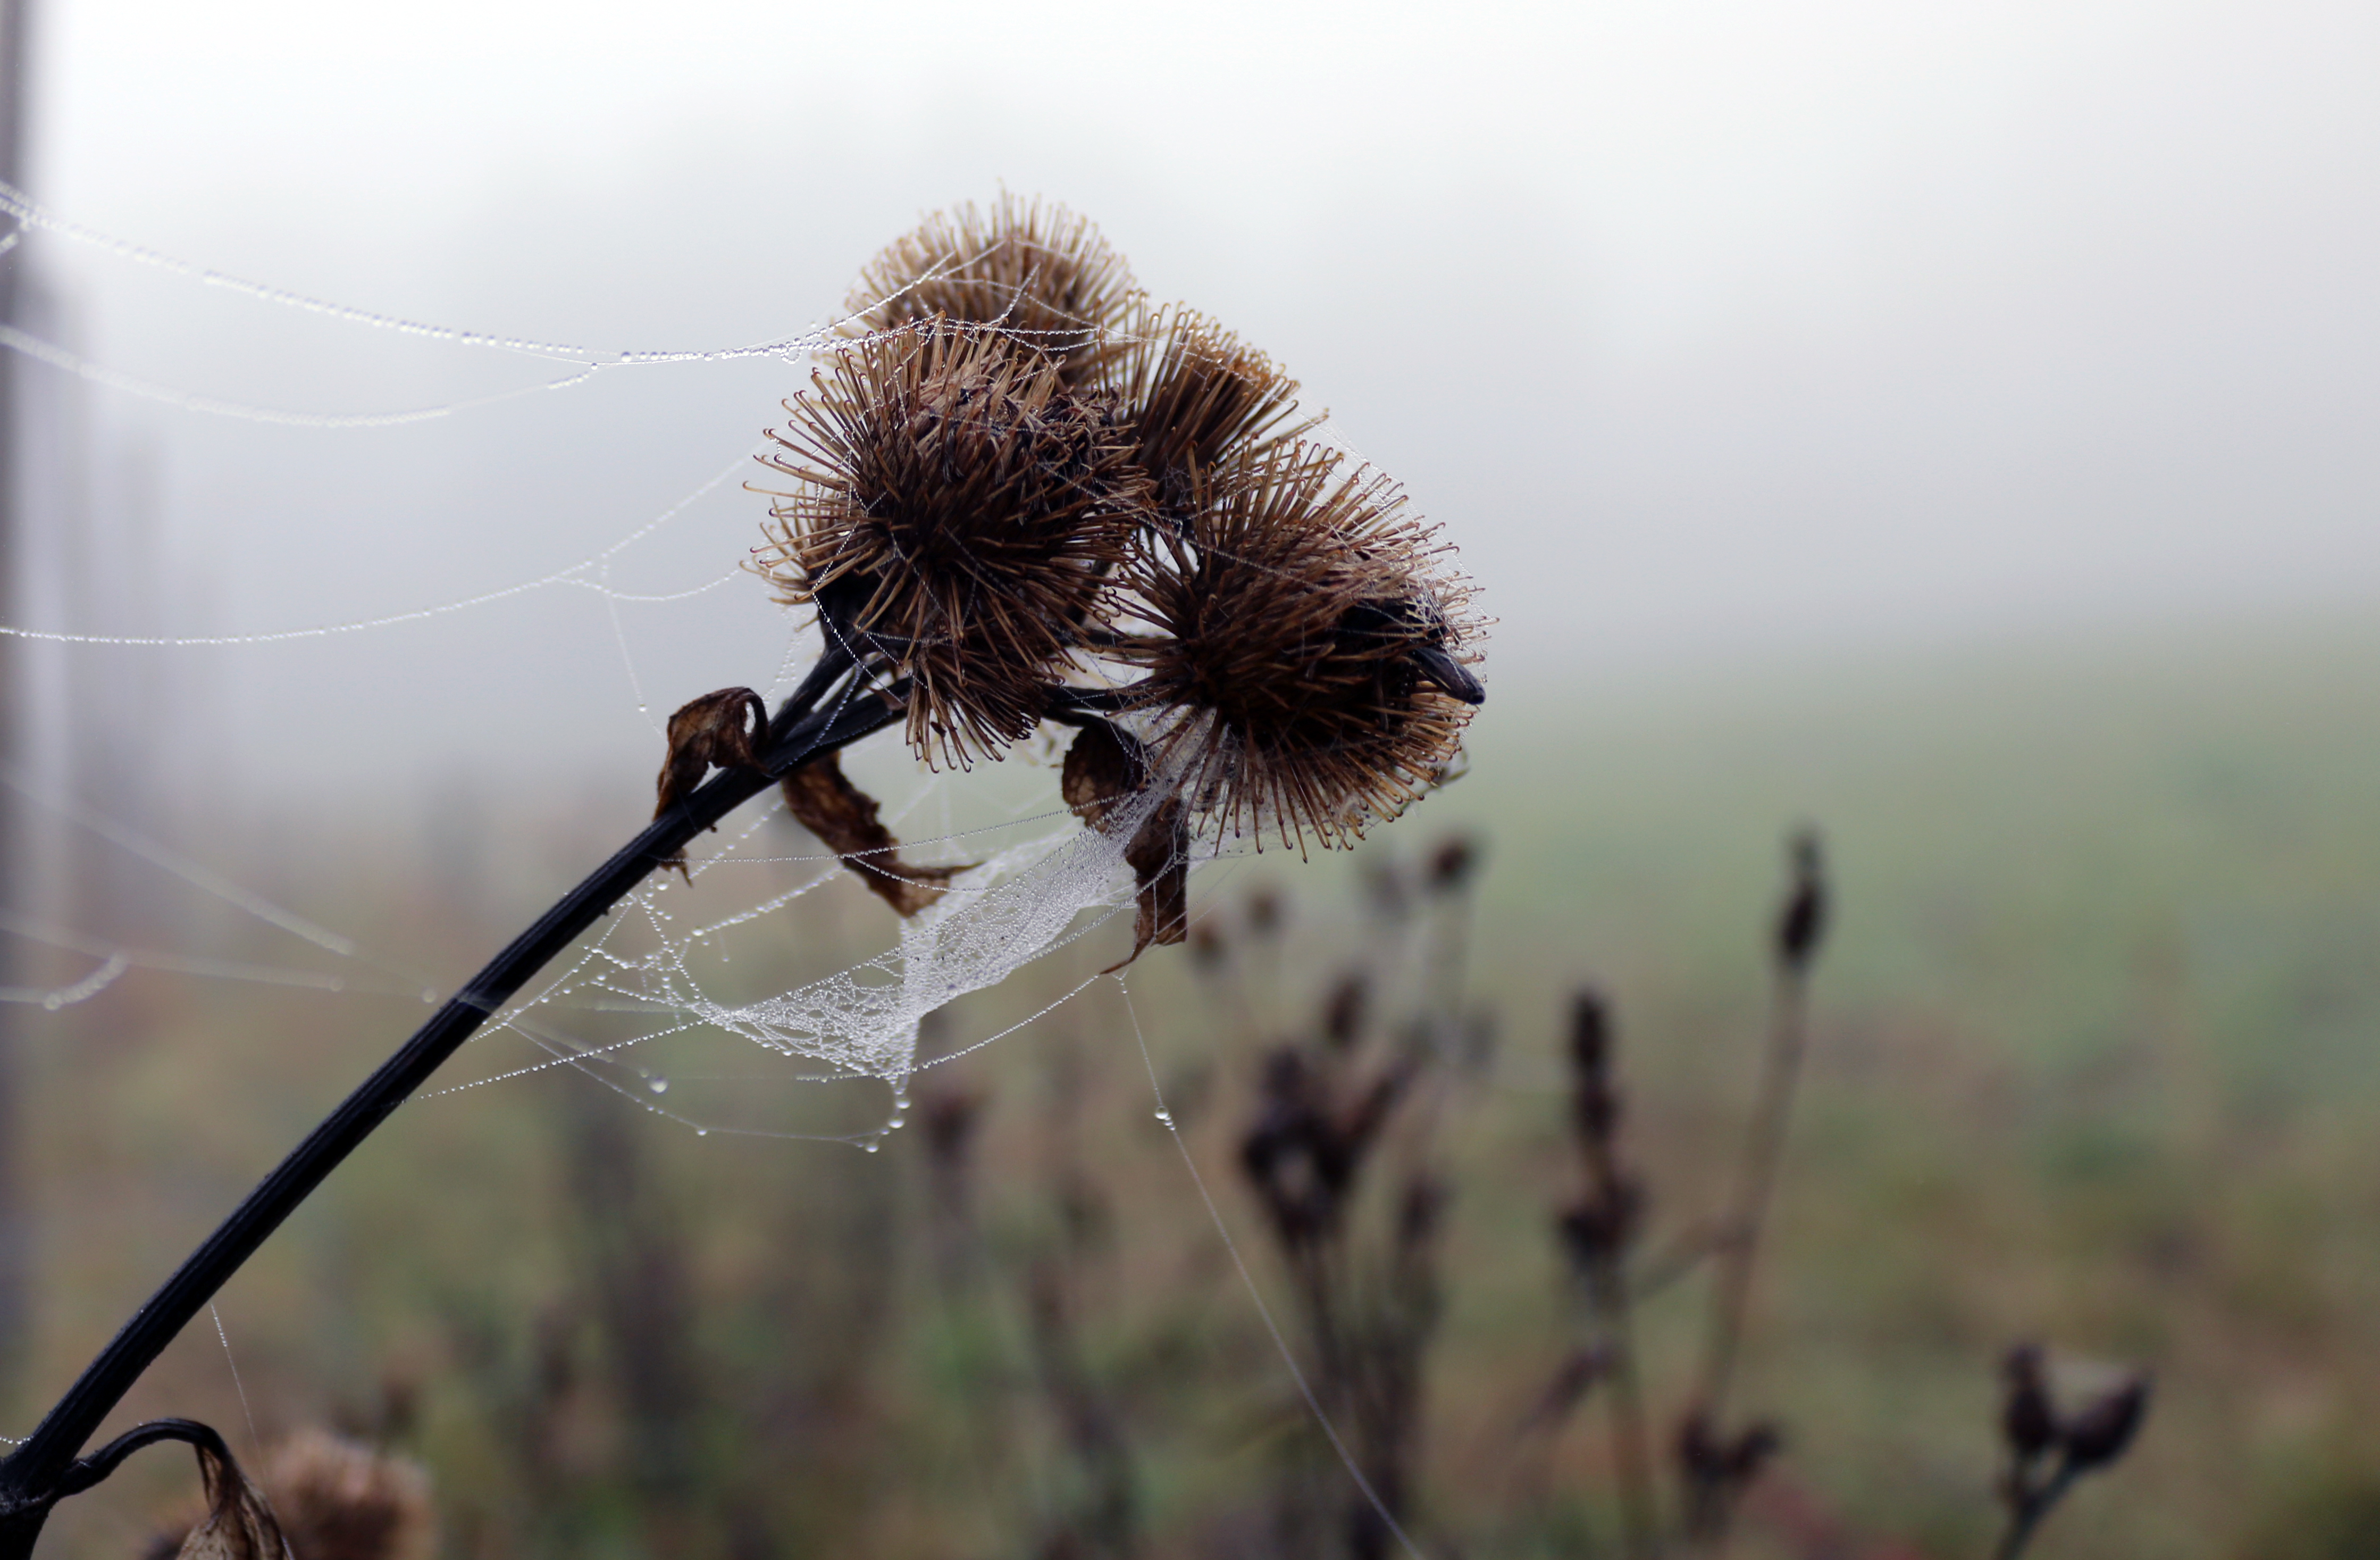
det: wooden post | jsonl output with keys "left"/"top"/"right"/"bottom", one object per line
{"left": 0, "top": 0, "right": 36, "bottom": 1397}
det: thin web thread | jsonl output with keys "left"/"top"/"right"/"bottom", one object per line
{"left": 0, "top": 319, "right": 607, "bottom": 428}
{"left": 0, "top": 182, "right": 827, "bottom": 367}
{"left": 210, "top": 1302, "right": 263, "bottom": 1461}
{"left": 0, "top": 445, "right": 759, "bottom": 647}
{"left": 1113, "top": 976, "right": 1428, "bottom": 1560}
{"left": 0, "top": 183, "right": 1108, "bottom": 370}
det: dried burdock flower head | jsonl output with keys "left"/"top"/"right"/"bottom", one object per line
{"left": 1103, "top": 303, "right": 1312, "bottom": 524}
{"left": 842, "top": 194, "right": 1138, "bottom": 382}
{"left": 1118, "top": 443, "right": 1485, "bottom": 850}
{"left": 756, "top": 319, "right": 1149, "bottom": 765}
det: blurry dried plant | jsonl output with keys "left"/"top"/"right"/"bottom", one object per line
{"left": 1683, "top": 827, "right": 1829, "bottom": 1547}
{"left": 1230, "top": 853, "right": 1482, "bottom": 1559}
{"left": 257, "top": 1430, "right": 433, "bottom": 1560}
{"left": 1993, "top": 1346, "right": 2150, "bottom": 1559}
{"left": 1551, "top": 989, "right": 1659, "bottom": 1559}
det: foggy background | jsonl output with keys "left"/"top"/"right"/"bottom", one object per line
{"left": 6, "top": 9, "right": 2380, "bottom": 1556}
{"left": 12, "top": 0, "right": 2377, "bottom": 796}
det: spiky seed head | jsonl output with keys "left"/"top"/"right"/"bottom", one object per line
{"left": 841, "top": 195, "right": 1138, "bottom": 383}
{"left": 755, "top": 320, "right": 1149, "bottom": 766}
{"left": 1103, "top": 303, "right": 1311, "bottom": 524}
{"left": 1118, "top": 443, "right": 1483, "bottom": 850}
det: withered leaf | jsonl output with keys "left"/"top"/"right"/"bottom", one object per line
{"left": 175, "top": 1437, "right": 287, "bottom": 1560}
{"left": 653, "top": 687, "right": 768, "bottom": 877}
{"left": 1060, "top": 719, "right": 1149, "bottom": 829}
{"left": 781, "top": 750, "right": 970, "bottom": 917}
{"left": 1110, "top": 794, "right": 1189, "bottom": 969}
{"left": 1064, "top": 722, "right": 1184, "bottom": 969}
{"left": 655, "top": 687, "right": 769, "bottom": 817}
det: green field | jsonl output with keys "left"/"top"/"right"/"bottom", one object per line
{"left": 16, "top": 611, "right": 2380, "bottom": 1559}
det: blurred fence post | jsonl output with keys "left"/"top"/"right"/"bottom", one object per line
{"left": 0, "top": 0, "right": 31, "bottom": 1394}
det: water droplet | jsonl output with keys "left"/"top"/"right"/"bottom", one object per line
{"left": 1153, "top": 1109, "right": 1172, "bottom": 1126}
{"left": 862, "top": 1141, "right": 880, "bottom": 1154}
{"left": 421, "top": 988, "right": 439, "bottom": 1004}
{"left": 694, "top": 1128, "right": 708, "bottom": 1137}
{"left": 40, "top": 996, "right": 61, "bottom": 1012}
{"left": 647, "top": 1077, "right": 669, "bottom": 1095}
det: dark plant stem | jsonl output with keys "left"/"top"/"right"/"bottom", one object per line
{"left": 0, "top": 650, "right": 893, "bottom": 1555}
{"left": 1687, "top": 961, "right": 1810, "bottom": 1543}
{"left": 1579, "top": 1137, "right": 1658, "bottom": 1560}
{"left": 1992, "top": 1462, "right": 2079, "bottom": 1560}
{"left": 49, "top": 1418, "right": 232, "bottom": 1504}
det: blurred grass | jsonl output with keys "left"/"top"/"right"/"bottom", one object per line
{"left": 12, "top": 609, "right": 2380, "bottom": 1558}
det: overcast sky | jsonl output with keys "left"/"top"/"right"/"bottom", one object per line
{"left": 14, "top": 0, "right": 2379, "bottom": 789}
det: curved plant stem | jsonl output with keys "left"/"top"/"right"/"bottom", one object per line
{"left": 1578, "top": 1147, "right": 1658, "bottom": 1559}
{"left": 0, "top": 650, "right": 894, "bottom": 1554}
{"left": 1685, "top": 961, "right": 1811, "bottom": 1549}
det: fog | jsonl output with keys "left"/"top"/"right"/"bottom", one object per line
{"left": 15, "top": 0, "right": 2379, "bottom": 791}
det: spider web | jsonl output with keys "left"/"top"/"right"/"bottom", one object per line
{"left": 0, "top": 184, "right": 1441, "bottom": 1112}
{"left": 0, "top": 192, "right": 1444, "bottom": 1557}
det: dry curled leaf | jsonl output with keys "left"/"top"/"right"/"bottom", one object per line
{"left": 1116, "top": 794, "right": 1189, "bottom": 967}
{"left": 652, "top": 687, "right": 768, "bottom": 877}
{"left": 781, "top": 751, "right": 969, "bottom": 917}
{"left": 1062, "top": 723, "right": 1186, "bottom": 967}
{"left": 174, "top": 1438, "right": 286, "bottom": 1560}
{"left": 1059, "top": 719, "right": 1147, "bottom": 829}
{"left": 654, "top": 687, "right": 768, "bottom": 817}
